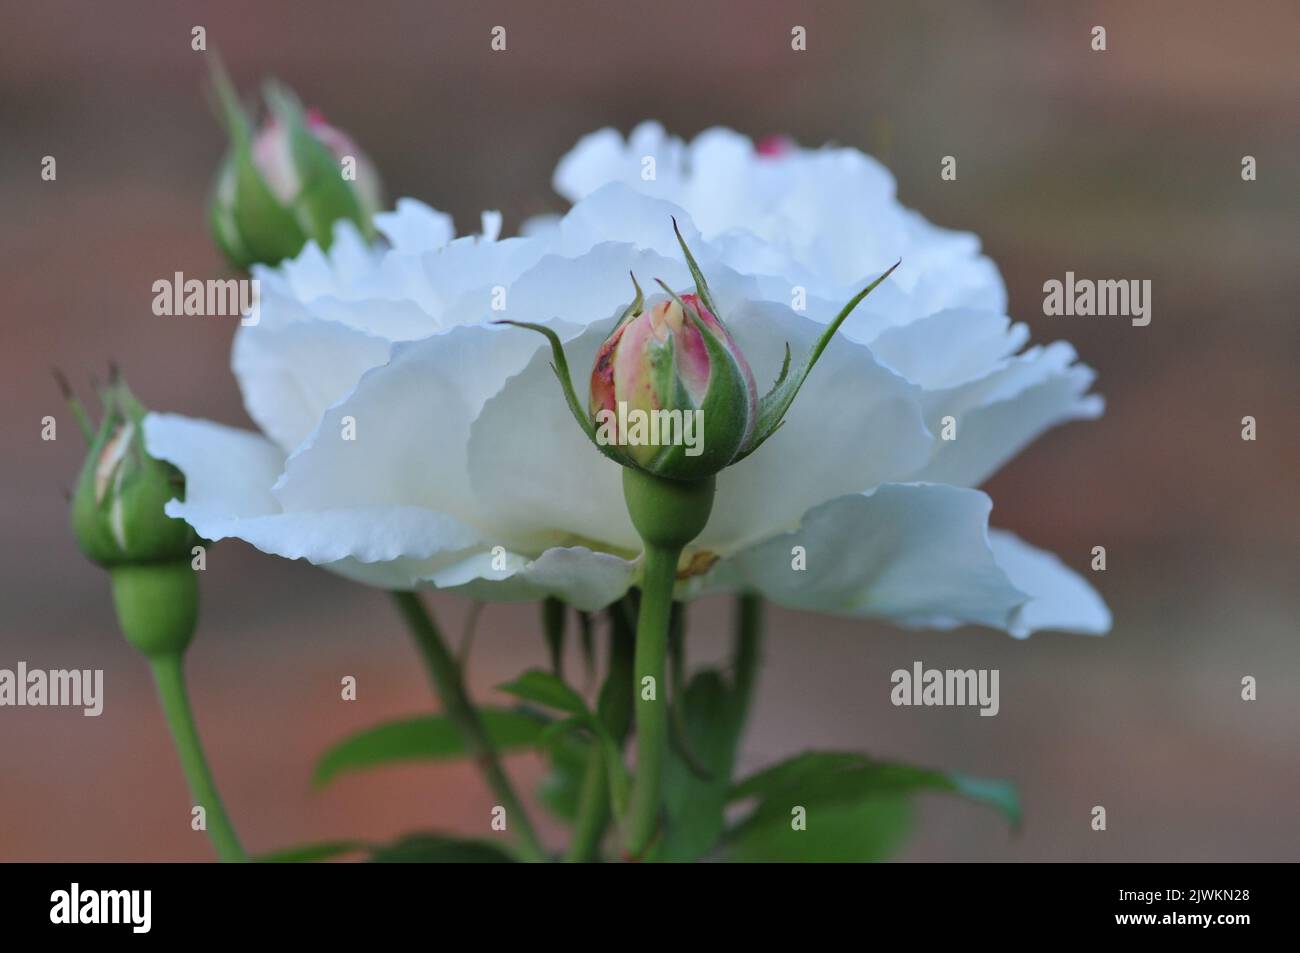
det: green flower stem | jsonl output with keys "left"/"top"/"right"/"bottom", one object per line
{"left": 147, "top": 653, "right": 246, "bottom": 863}
{"left": 620, "top": 469, "right": 716, "bottom": 859}
{"left": 392, "top": 590, "right": 547, "bottom": 863}
{"left": 623, "top": 542, "right": 680, "bottom": 857}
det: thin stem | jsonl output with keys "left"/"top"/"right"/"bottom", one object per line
{"left": 623, "top": 543, "right": 681, "bottom": 859}
{"left": 602, "top": 595, "right": 637, "bottom": 744}
{"left": 458, "top": 600, "right": 484, "bottom": 670}
{"left": 732, "top": 593, "right": 764, "bottom": 730}
{"left": 542, "top": 596, "right": 565, "bottom": 677}
{"left": 565, "top": 601, "right": 636, "bottom": 862}
{"left": 564, "top": 746, "right": 610, "bottom": 862}
{"left": 391, "top": 591, "right": 547, "bottom": 863}
{"left": 148, "top": 653, "right": 246, "bottom": 862}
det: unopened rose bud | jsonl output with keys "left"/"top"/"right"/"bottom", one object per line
{"left": 502, "top": 218, "right": 896, "bottom": 485}
{"left": 590, "top": 286, "right": 757, "bottom": 480}
{"left": 209, "top": 68, "right": 383, "bottom": 271}
{"left": 69, "top": 372, "right": 200, "bottom": 656}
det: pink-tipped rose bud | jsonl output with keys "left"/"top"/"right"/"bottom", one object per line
{"left": 505, "top": 219, "right": 896, "bottom": 484}
{"left": 251, "top": 107, "right": 383, "bottom": 218}
{"left": 210, "top": 75, "right": 384, "bottom": 271}
{"left": 590, "top": 288, "right": 758, "bottom": 480}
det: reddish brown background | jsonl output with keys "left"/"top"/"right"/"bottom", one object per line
{"left": 2, "top": 0, "right": 1297, "bottom": 861}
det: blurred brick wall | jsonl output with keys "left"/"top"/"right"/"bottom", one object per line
{"left": 1, "top": 0, "right": 1296, "bottom": 860}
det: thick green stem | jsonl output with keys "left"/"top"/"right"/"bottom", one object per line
{"left": 391, "top": 591, "right": 547, "bottom": 863}
{"left": 619, "top": 468, "right": 716, "bottom": 859}
{"left": 148, "top": 653, "right": 246, "bottom": 862}
{"left": 623, "top": 542, "right": 680, "bottom": 858}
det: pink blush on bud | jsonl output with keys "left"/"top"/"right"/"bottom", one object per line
{"left": 756, "top": 134, "right": 794, "bottom": 158}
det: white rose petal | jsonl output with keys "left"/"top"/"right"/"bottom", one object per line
{"left": 148, "top": 123, "right": 1109, "bottom": 636}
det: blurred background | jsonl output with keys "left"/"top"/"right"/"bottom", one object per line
{"left": 2, "top": 0, "right": 1297, "bottom": 861}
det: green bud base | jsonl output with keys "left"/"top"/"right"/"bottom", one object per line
{"left": 110, "top": 561, "right": 198, "bottom": 658}
{"left": 621, "top": 469, "right": 716, "bottom": 550}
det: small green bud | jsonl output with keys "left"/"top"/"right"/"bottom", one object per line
{"left": 70, "top": 374, "right": 201, "bottom": 657}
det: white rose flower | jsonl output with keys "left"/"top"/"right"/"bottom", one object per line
{"left": 146, "top": 124, "right": 1109, "bottom": 637}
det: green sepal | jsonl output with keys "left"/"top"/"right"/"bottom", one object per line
{"left": 491, "top": 320, "right": 625, "bottom": 465}
{"left": 613, "top": 271, "right": 645, "bottom": 332}
{"left": 671, "top": 216, "right": 719, "bottom": 318}
{"left": 735, "top": 260, "right": 900, "bottom": 462}
{"left": 52, "top": 368, "right": 94, "bottom": 443}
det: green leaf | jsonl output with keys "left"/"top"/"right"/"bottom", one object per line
{"left": 731, "top": 751, "right": 1020, "bottom": 825}
{"left": 650, "top": 670, "right": 742, "bottom": 862}
{"left": 256, "top": 840, "right": 370, "bottom": 863}
{"left": 503, "top": 664, "right": 633, "bottom": 827}
{"left": 312, "top": 709, "right": 546, "bottom": 788}
{"left": 538, "top": 714, "right": 587, "bottom": 749}
{"left": 368, "top": 833, "right": 518, "bottom": 863}
{"left": 722, "top": 750, "right": 1020, "bottom": 861}
{"left": 537, "top": 731, "right": 592, "bottom": 823}
{"left": 497, "top": 668, "right": 590, "bottom": 717}
{"left": 723, "top": 796, "right": 914, "bottom": 863}
{"left": 532, "top": 688, "right": 631, "bottom": 820}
